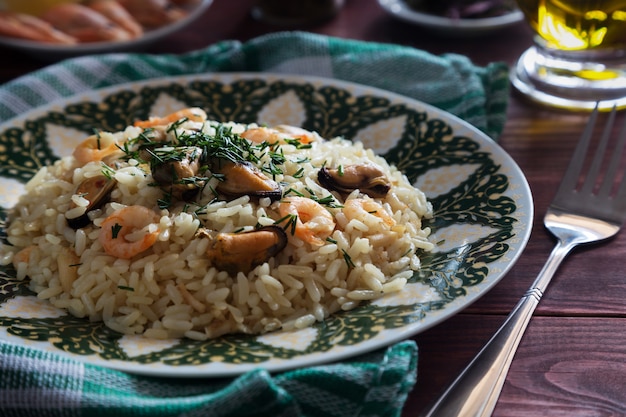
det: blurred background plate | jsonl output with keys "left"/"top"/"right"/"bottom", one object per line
{"left": 378, "top": 0, "right": 524, "bottom": 35}
{"left": 0, "top": 0, "right": 212, "bottom": 60}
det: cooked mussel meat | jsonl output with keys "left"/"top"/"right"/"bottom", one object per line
{"left": 214, "top": 160, "right": 281, "bottom": 201}
{"left": 318, "top": 163, "right": 391, "bottom": 198}
{"left": 200, "top": 226, "right": 288, "bottom": 274}
{"left": 149, "top": 146, "right": 206, "bottom": 200}
{"left": 66, "top": 175, "right": 117, "bottom": 229}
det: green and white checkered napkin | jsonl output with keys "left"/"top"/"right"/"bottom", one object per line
{"left": 0, "top": 31, "right": 510, "bottom": 417}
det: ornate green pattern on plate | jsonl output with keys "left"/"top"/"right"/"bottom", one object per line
{"left": 0, "top": 76, "right": 523, "bottom": 371}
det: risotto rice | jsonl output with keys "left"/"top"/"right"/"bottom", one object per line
{"left": 1, "top": 107, "right": 433, "bottom": 340}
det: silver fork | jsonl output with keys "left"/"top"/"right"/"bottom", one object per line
{"left": 421, "top": 106, "right": 626, "bottom": 417}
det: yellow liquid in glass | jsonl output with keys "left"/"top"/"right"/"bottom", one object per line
{"left": 517, "top": 0, "right": 626, "bottom": 50}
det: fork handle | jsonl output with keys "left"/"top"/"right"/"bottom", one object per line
{"left": 420, "top": 239, "right": 576, "bottom": 417}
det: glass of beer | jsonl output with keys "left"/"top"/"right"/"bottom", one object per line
{"left": 510, "top": 0, "right": 626, "bottom": 111}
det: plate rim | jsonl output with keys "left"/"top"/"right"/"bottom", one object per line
{"left": 0, "top": 72, "right": 534, "bottom": 377}
{"left": 377, "top": 0, "right": 524, "bottom": 33}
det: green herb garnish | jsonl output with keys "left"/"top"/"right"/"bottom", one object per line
{"left": 275, "top": 213, "right": 298, "bottom": 235}
{"left": 342, "top": 249, "right": 355, "bottom": 268}
{"left": 111, "top": 223, "right": 123, "bottom": 239}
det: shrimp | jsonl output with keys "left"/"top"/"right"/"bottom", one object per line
{"left": 86, "top": 0, "right": 143, "bottom": 38}
{"left": 41, "top": 3, "right": 134, "bottom": 43}
{"left": 98, "top": 206, "right": 160, "bottom": 259}
{"left": 117, "top": 0, "right": 187, "bottom": 28}
{"left": 0, "top": 11, "right": 77, "bottom": 44}
{"left": 278, "top": 196, "right": 335, "bottom": 246}
{"left": 134, "top": 107, "right": 207, "bottom": 129}
{"left": 73, "top": 132, "right": 121, "bottom": 166}
{"left": 12, "top": 245, "right": 36, "bottom": 269}
{"left": 342, "top": 198, "right": 396, "bottom": 228}
{"left": 241, "top": 125, "right": 317, "bottom": 145}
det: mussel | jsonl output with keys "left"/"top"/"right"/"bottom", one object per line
{"left": 149, "top": 146, "right": 206, "bottom": 200}
{"left": 66, "top": 175, "right": 117, "bottom": 229}
{"left": 318, "top": 163, "right": 391, "bottom": 198}
{"left": 214, "top": 160, "right": 282, "bottom": 201}
{"left": 200, "top": 226, "right": 288, "bottom": 274}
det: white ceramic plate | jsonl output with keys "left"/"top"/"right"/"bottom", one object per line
{"left": 0, "top": 0, "right": 212, "bottom": 60}
{"left": 378, "top": 0, "right": 524, "bottom": 35}
{"left": 0, "top": 73, "right": 533, "bottom": 377}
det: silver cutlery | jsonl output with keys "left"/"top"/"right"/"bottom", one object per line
{"left": 421, "top": 105, "right": 626, "bottom": 417}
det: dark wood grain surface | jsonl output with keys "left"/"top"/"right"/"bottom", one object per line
{"left": 1, "top": 1, "right": 624, "bottom": 416}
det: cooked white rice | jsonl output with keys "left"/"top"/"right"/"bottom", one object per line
{"left": 1, "top": 108, "right": 433, "bottom": 340}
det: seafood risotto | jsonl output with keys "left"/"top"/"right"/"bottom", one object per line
{"left": 1, "top": 107, "right": 434, "bottom": 340}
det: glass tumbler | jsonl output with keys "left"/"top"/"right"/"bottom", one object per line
{"left": 510, "top": 0, "right": 626, "bottom": 111}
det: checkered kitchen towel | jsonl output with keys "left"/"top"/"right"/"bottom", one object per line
{"left": 0, "top": 31, "right": 511, "bottom": 417}
{"left": 0, "top": 31, "right": 510, "bottom": 139}
{"left": 0, "top": 340, "right": 417, "bottom": 417}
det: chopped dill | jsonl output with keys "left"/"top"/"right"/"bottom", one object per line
{"left": 111, "top": 223, "right": 123, "bottom": 239}
{"left": 302, "top": 187, "right": 342, "bottom": 208}
{"left": 262, "top": 148, "right": 286, "bottom": 178}
{"left": 292, "top": 167, "right": 305, "bottom": 178}
{"left": 284, "top": 137, "right": 312, "bottom": 149}
{"left": 100, "top": 163, "right": 115, "bottom": 180}
{"left": 315, "top": 194, "right": 342, "bottom": 208}
{"left": 342, "top": 249, "right": 355, "bottom": 268}
{"left": 274, "top": 213, "right": 298, "bottom": 235}
{"left": 291, "top": 156, "right": 310, "bottom": 164}
{"left": 117, "top": 285, "right": 135, "bottom": 292}
{"left": 206, "top": 184, "right": 219, "bottom": 199}
{"left": 167, "top": 117, "right": 189, "bottom": 133}
{"left": 157, "top": 193, "right": 172, "bottom": 210}
{"left": 309, "top": 193, "right": 342, "bottom": 208}
{"left": 179, "top": 175, "right": 210, "bottom": 186}
{"left": 284, "top": 188, "right": 305, "bottom": 197}
{"left": 93, "top": 129, "right": 102, "bottom": 150}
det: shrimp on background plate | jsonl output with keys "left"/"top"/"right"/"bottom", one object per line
{"left": 0, "top": 11, "right": 76, "bottom": 43}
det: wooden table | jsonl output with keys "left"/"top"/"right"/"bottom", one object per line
{"left": 1, "top": 1, "right": 624, "bottom": 416}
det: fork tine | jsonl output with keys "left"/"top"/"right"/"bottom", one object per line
{"left": 581, "top": 105, "right": 616, "bottom": 196}
{"left": 556, "top": 105, "right": 598, "bottom": 196}
{"left": 598, "top": 107, "right": 626, "bottom": 199}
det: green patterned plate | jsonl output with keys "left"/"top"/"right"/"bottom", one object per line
{"left": 0, "top": 73, "right": 532, "bottom": 377}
